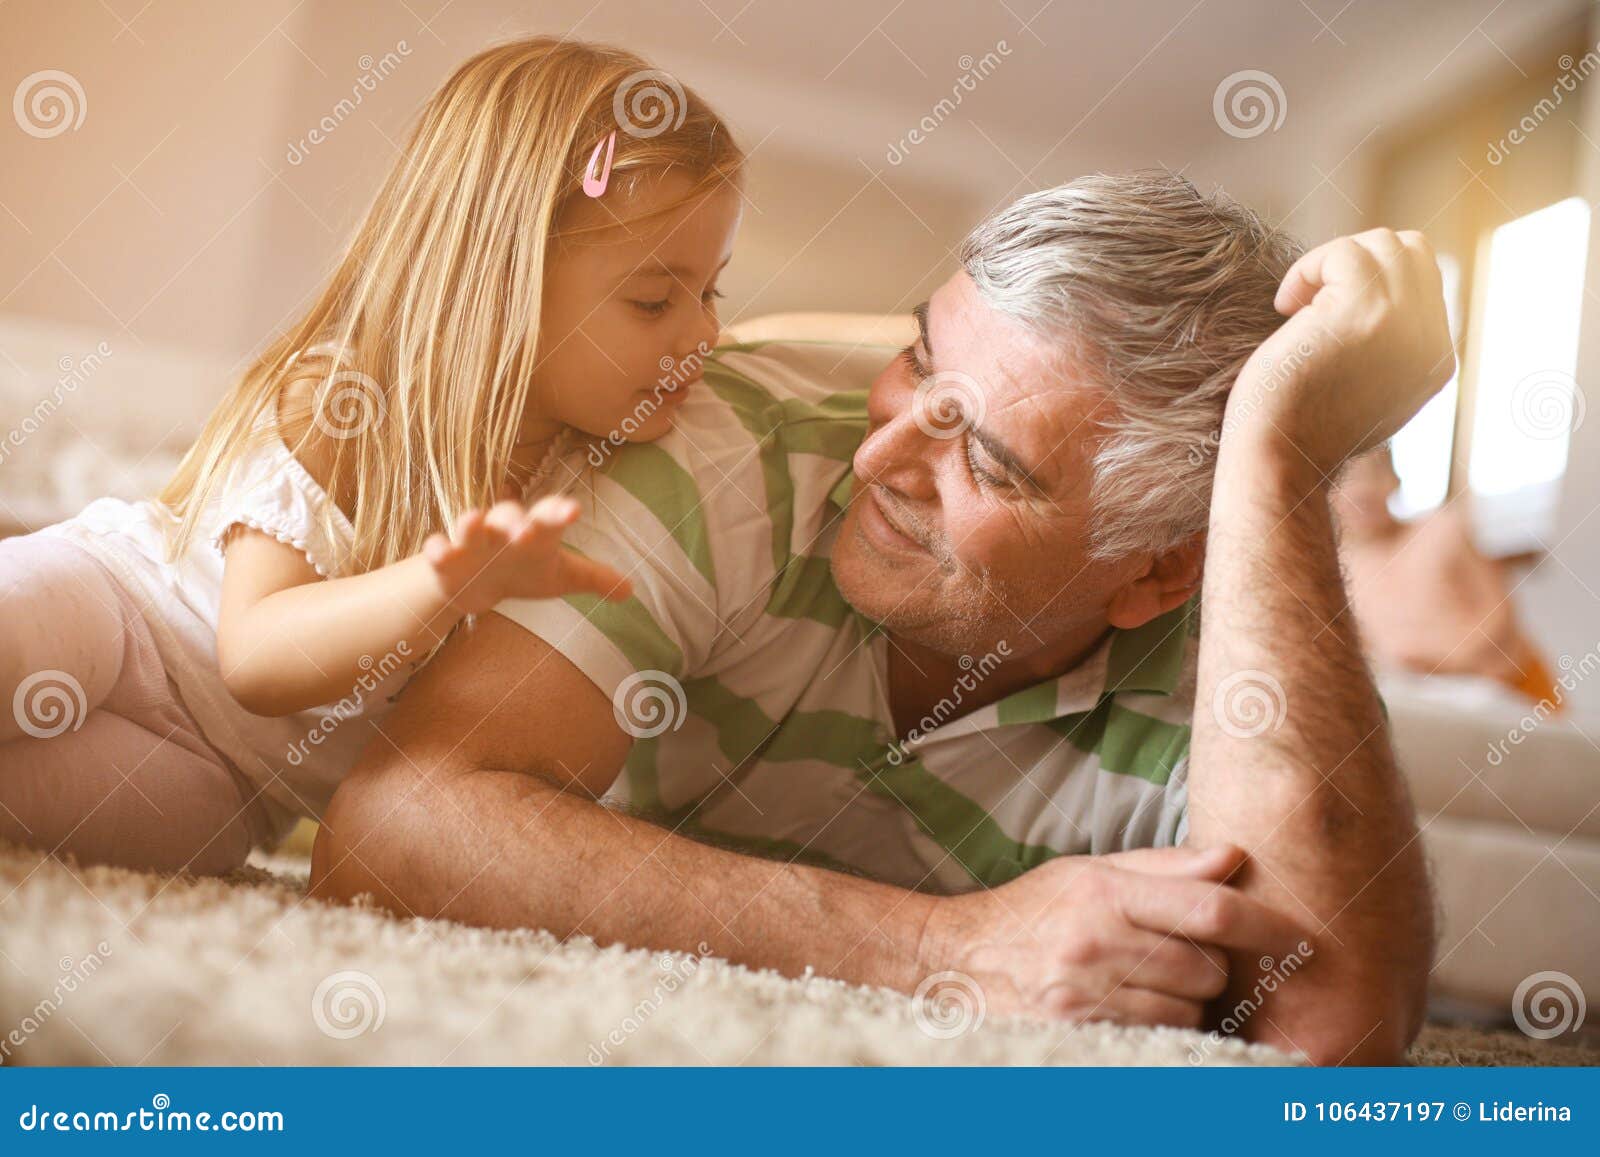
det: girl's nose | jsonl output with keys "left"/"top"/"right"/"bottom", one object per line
{"left": 683, "top": 308, "right": 720, "bottom": 364}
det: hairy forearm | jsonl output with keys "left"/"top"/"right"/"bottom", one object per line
{"left": 310, "top": 748, "right": 940, "bottom": 993}
{"left": 1189, "top": 430, "right": 1433, "bottom": 1064}
{"left": 220, "top": 555, "right": 463, "bottom": 716}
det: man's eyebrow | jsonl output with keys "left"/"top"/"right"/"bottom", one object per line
{"left": 912, "top": 301, "right": 932, "bottom": 359}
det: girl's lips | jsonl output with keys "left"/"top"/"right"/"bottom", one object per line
{"left": 648, "top": 380, "right": 693, "bottom": 409}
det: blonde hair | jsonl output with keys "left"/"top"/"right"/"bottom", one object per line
{"left": 960, "top": 170, "right": 1300, "bottom": 560}
{"left": 161, "top": 37, "right": 743, "bottom": 572}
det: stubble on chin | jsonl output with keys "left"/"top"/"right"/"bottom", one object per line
{"left": 832, "top": 529, "right": 1008, "bottom": 656}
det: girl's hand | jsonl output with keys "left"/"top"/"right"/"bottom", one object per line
{"left": 423, "top": 495, "right": 633, "bottom": 618}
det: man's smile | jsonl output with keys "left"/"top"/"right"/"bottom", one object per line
{"left": 858, "top": 484, "right": 930, "bottom": 558}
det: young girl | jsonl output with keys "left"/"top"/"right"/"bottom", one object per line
{"left": 0, "top": 38, "right": 745, "bottom": 875}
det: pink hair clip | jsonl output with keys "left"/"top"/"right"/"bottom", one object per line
{"left": 582, "top": 131, "right": 617, "bottom": 198}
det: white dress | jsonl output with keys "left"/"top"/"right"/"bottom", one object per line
{"left": 39, "top": 422, "right": 419, "bottom": 831}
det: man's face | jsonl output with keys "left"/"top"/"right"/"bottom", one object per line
{"left": 831, "top": 272, "right": 1148, "bottom": 659}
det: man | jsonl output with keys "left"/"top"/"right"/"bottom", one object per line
{"left": 310, "top": 172, "right": 1453, "bottom": 1064}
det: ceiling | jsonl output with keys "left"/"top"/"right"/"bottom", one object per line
{"left": 423, "top": 0, "right": 1591, "bottom": 195}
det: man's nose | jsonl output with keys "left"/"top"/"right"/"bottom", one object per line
{"left": 855, "top": 371, "right": 939, "bottom": 501}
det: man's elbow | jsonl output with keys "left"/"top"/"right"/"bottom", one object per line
{"left": 1291, "top": 980, "right": 1428, "bottom": 1066}
{"left": 1293, "top": 855, "right": 1436, "bottom": 1065}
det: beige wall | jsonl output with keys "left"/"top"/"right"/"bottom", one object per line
{"left": 5, "top": 0, "right": 1584, "bottom": 362}
{"left": 1, "top": 0, "right": 307, "bottom": 359}
{"left": 0, "top": 0, "right": 981, "bottom": 367}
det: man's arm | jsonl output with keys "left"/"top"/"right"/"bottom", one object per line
{"left": 309, "top": 613, "right": 934, "bottom": 991}
{"left": 1188, "top": 228, "right": 1454, "bottom": 1064}
{"left": 311, "top": 612, "right": 1305, "bottom": 1026}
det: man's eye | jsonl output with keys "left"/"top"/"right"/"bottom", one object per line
{"left": 966, "top": 437, "right": 1010, "bottom": 489}
{"left": 631, "top": 299, "right": 671, "bottom": 317}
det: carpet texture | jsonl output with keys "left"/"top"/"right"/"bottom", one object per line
{"left": 0, "top": 841, "right": 1591, "bottom": 1067}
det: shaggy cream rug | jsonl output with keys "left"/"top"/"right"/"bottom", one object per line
{"left": 0, "top": 840, "right": 1590, "bottom": 1067}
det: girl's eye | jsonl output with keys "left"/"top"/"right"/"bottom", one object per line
{"left": 631, "top": 298, "right": 671, "bottom": 317}
{"left": 702, "top": 288, "right": 726, "bottom": 305}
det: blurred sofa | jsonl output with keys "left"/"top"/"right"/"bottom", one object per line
{"left": 1378, "top": 671, "right": 1599, "bottom": 1015}
{"left": 0, "top": 312, "right": 231, "bottom": 535}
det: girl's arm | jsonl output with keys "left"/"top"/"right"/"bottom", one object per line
{"left": 216, "top": 497, "right": 632, "bottom": 717}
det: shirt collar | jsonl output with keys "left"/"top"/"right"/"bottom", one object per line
{"left": 987, "top": 599, "right": 1194, "bottom": 729}
{"left": 1103, "top": 599, "right": 1193, "bottom": 696}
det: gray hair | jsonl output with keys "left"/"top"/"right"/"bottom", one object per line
{"left": 959, "top": 170, "right": 1302, "bottom": 560}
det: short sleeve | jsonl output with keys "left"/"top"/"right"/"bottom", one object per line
{"left": 208, "top": 432, "right": 355, "bottom": 578}
{"left": 494, "top": 340, "right": 886, "bottom": 704}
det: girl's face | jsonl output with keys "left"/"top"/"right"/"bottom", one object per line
{"left": 534, "top": 173, "right": 743, "bottom": 445}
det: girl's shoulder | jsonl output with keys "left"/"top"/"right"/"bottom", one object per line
{"left": 267, "top": 375, "right": 354, "bottom": 514}
{"left": 205, "top": 376, "right": 359, "bottom": 578}
{"left": 270, "top": 376, "right": 332, "bottom": 478}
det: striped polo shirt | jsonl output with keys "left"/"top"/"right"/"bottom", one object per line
{"left": 497, "top": 340, "right": 1194, "bottom": 895}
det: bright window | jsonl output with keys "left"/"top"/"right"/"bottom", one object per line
{"left": 1468, "top": 196, "right": 1589, "bottom": 501}
{"left": 1389, "top": 252, "right": 1461, "bottom": 518}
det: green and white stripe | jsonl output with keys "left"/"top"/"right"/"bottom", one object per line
{"left": 498, "top": 341, "right": 1193, "bottom": 895}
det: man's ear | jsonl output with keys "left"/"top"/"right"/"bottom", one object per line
{"left": 1105, "top": 532, "right": 1206, "bottom": 630}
